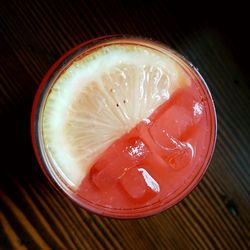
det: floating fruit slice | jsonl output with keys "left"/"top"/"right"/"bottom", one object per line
{"left": 42, "top": 44, "right": 191, "bottom": 188}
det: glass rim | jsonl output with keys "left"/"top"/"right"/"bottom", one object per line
{"left": 31, "top": 35, "right": 217, "bottom": 219}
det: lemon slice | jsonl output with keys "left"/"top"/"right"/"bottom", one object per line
{"left": 42, "top": 43, "right": 191, "bottom": 189}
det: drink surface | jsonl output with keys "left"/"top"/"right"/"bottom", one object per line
{"left": 75, "top": 82, "right": 209, "bottom": 209}
{"left": 39, "top": 38, "right": 216, "bottom": 217}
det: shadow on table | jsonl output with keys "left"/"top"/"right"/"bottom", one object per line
{"left": 0, "top": 103, "right": 42, "bottom": 184}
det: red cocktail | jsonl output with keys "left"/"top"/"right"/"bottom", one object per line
{"left": 31, "top": 36, "right": 217, "bottom": 218}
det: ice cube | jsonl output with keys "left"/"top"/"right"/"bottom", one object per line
{"left": 119, "top": 167, "right": 147, "bottom": 199}
{"left": 119, "top": 167, "right": 160, "bottom": 200}
{"left": 138, "top": 168, "right": 160, "bottom": 193}
{"left": 124, "top": 137, "right": 149, "bottom": 163}
{"left": 149, "top": 105, "right": 194, "bottom": 152}
{"left": 163, "top": 142, "right": 194, "bottom": 170}
{"left": 90, "top": 146, "right": 133, "bottom": 190}
{"left": 90, "top": 137, "right": 148, "bottom": 191}
{"left": 192, "top": 102, "right": 203, "bottom": 124}
{"left": 193, "top": 102, "right": 203, "bottom": 116}
{"left": 160, "top": 106, "right": 192, "bottom": 137}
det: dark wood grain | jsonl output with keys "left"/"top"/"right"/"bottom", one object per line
{"left": 0, "top": 0, "right": 249, "bottom": 249}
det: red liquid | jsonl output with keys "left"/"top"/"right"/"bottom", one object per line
{"left": 75, "top": 79, "right": 210, "bottom": 210}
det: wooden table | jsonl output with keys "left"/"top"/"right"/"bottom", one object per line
{"left": 1, "top": 0, "right": 249, "bottom": 249}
